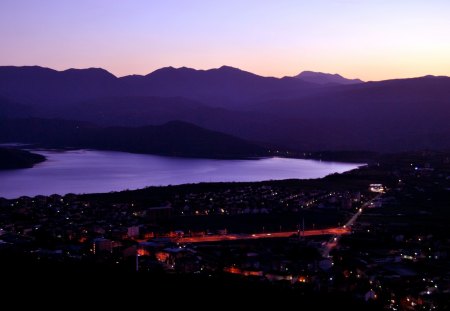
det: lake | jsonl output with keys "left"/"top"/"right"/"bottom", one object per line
{"left": 0, "top": 149, "right": 362, "bottom": 199}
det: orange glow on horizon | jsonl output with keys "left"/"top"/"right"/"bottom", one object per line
{"left": 1, "top": 1, "right": 449, "bottom": 81}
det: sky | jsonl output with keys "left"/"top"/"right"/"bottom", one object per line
{"left": 0, "top": 0, "right": 449, "bottom": 81}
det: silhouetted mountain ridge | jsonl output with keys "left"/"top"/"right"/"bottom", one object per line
{"left": 0, "top": 66, "right": 122, "bottom": 107}
{"left": 122, "top": 65, "right": 318, "bottom": 107}
{"left": 0, "top": 65, "right": 319, "bottom": 109}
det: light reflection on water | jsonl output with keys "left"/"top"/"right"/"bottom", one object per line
{"left": 0, "top": 149, "right": 362, "bottom": 199}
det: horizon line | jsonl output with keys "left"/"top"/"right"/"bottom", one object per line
{"left": 1, "top": 64, "right": 449, "bottom": 82}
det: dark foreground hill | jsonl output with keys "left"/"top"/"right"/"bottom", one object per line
{"left": 0, "top": 119, "right": 266, "bottom": 159}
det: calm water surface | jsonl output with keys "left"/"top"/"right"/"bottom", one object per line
{"left": 0, "top": 149, "right": 362, "bottom": 199}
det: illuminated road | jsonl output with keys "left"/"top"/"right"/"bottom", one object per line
{"left": 177, "top": 227, "right": 350, "bottom": 244}
{"left": 156, "top": 195, "right": 380, "bottom": 248}
{"left": 320, "top": 194, "right": 381, "bottom": 257}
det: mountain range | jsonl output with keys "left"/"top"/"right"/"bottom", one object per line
{"left": 0, "top": 65, "right": 318, "bottom": 110}
{"left": 0, "top": 65, "right": 449, "bottom": 154}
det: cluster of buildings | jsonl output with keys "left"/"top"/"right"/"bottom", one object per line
{"left": 327, "top": 152, "right": 450, "bottom": 310}
{"left": 0, "top": 150, "right": 449, "bottom": 308}
{"left": 170, "top": 185, "right": 363, "bottom": 216}
{"left": 0, "top": 184, "right": 363, "bottom": 266}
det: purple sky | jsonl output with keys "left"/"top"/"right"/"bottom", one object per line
{"left": 1, "top": 0, "right": 449, "bottom": 80}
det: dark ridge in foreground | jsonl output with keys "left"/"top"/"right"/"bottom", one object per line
{"left": 0, "top": 147, "right": 45, "bottom": 170}
{"left": 0, "top": 118, "right": 267, "bottom": 159}
{"left": 0, "top": 253, "right": 376, "bottom": 310}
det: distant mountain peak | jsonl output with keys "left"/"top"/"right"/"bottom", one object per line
{"left": 63, "top": 67, "right": 117, "bottom": 79}
{"left": 146, "top": 66, "right": 197, "bottom": 76}
{"left": 421, "top": 74, "right": 449, "bottom": 79}
{"left": 295, "top": 71, "right": 363, "bottom": 85}
{"left": 144, "top": 65, "right": 262, "bottom": 82}
{"left": 217, "top": 65, "right": 241, "bottom": 71}
{"left": 150, "top": 65, "right": 247, "bottom": 74}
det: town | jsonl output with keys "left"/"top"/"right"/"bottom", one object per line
{"left": 0, "top": 151, "right": 449, "bottom": 309}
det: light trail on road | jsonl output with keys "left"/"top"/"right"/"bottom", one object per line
{"left": 176, "top": 227, "right": 350, "bottom": 244}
